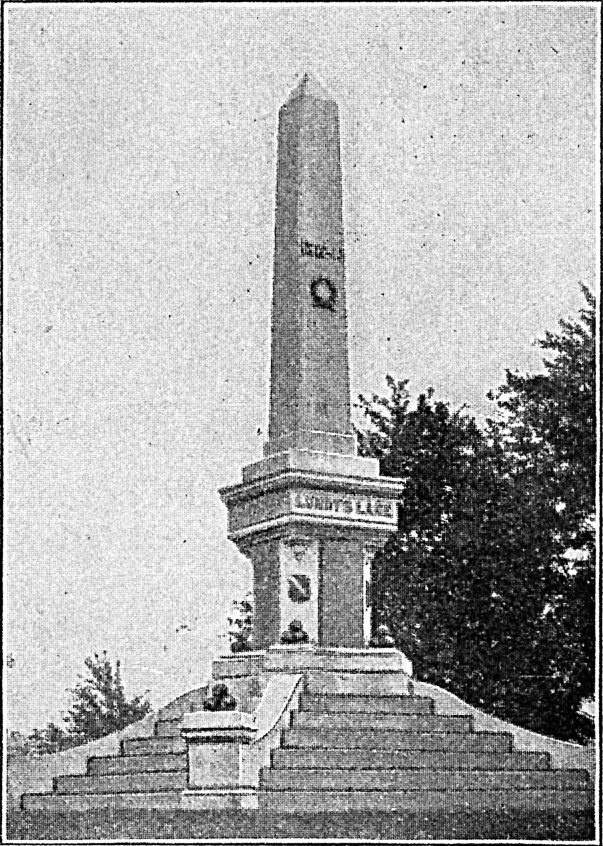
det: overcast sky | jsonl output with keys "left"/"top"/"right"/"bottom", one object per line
{"left": 5, "top": 3, "right": 598, "bottom": 733}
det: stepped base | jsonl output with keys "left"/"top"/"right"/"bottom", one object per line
{"left": 54, "top": 772, "right": 186, "bottom": 794}
{"left": 18, "top": 649, "right": 595, "bottom": 820}
{"left": 259, "top": 789, "right": 594, "bottom": 813}
{"left": 261, "top": 768, "right": 589, "bottom": 791}
{"left": 282, "top": 728, "right": 513, "bottom": 751}
{"left": 88, "top": 752, "right": 187, "bottom": 776}
{"left": 271, "top": 749, "right": 552, "bottom": 770}
{"left": 22, "top": 791, "right": 184, "bottom": 812}
{"left": 155, "top": 718, "right": 184, "bottom": 738}
{"left": 301, "top": 693, "right": 433, "bottom": 713}
{"left": 292, "top": 712, "right": 473, "bottom": 731}
{"left": 122, "top": 737, "right": 185, "bottom": 756}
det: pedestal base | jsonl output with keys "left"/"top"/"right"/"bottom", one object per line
{"left": 181, "top": 712, "right": 257, "bottom": 789}
{"left": 212, "top": 646, "right": 413, "bottom": 686}
{"left": 219, "top": 449, "right": 405, "bottom": 650}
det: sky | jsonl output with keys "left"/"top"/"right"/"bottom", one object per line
{"left": 4, "top": 3, "right": 598, "bottom": 733}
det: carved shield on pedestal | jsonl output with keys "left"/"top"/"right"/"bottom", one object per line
{"left": 288, "top": 574, "right": 311, "bottom": 603}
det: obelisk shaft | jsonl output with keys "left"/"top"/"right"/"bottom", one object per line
{"left": 266, "top": 74, "right": 355, "bottom": 457}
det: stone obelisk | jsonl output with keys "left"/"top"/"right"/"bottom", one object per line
{"left": 268, "top": 73, "right": 354, "bottom": 458}
{"left": 220, "top": 74, "right": 404, "bottom": 649}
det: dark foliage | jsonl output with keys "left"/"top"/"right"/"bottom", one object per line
{"left": 357, "top": 288, "right": 595, "bottom": 742}
{"left": 26, "top": 723, "right": 79, "bottom": 755}
{"left": 228, "top": 593, "right": 254, "bottom": 653}
{"left": 28, "top": 653, "right": 151, "bottom": 753}
{"left": 64, "top": 652, "right": 151, "bottom": 744}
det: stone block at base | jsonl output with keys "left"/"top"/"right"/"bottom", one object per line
{"left": 181, "top": 712, "right": 257, "bottom": 789}
{"left": 187, "top": 744, "right": 240, "bottom": 789}
{"left": 265, "top": 646, "right": 412, "bottom": 674}
{"left": 304, "top": 671, "right": 413, "bottom": 695}
{"left": 180, "top": 788, "right": 258, "bottom": 810}
{"left": 181, "top": 710, "right": 256, "bottom": 742}
{"left": 212, "top": 647, "right": 413, "bottom": 679}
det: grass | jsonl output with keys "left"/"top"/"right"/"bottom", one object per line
{"left": 5, "top": 808, "right": 596, "bottom": 841}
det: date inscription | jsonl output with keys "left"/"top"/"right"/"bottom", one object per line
{"left": 301, "top": 239, "right": 344, "bottom": 263}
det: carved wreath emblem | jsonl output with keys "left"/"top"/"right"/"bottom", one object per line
{"left": 310, "top": 276, "right": 337, "bottom": 311}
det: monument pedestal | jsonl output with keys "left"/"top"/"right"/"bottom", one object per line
{"left": 220, "top": 449, "right": 404, "bottom": 648}
{"left": 181, "top": 711, "right": 256, "bottom": 789}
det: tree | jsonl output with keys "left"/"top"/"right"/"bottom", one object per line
{"left": 227, "top": 594, "right": 254, "bottom": 653}
{"left": 64, "top": 652, "right": 151, "bottom": 743}
{"left": 6, "top": 730, "right": 36, "bottom": 757}
{"left": 357, "top": 378, "right": 500, "bottom": 539}
{"left": 357, "top": 289, "right": 595, "bottom": 741}
{"left": 28, "top": 723, "right": 76, "bottom": 755}
{"left": 487, "top": 285, "right": 596, "bottom": 738}
{"left": 28, "top": 653, "right": 151, "bottom": 752}
{"left": 489, "top": 285, "right": 595, "bottom": 540}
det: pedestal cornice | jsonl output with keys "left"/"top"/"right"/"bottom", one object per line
{"left": 219, "top": 462, "right": 404, "bottom": 543}
{"left": 220, "top": 468, "right": 405, "bottom": 502}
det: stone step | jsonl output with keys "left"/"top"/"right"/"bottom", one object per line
{"left": 260, "top": 768, "right": 590, "bottom": 792}
{"left": 304, "top": 672, "right": 412, "bottom": 696}
{"left": 259, "top": 789, "right": 593, "bottom": 813}
{"left": 155, "top": 719, "right": 183, "bottom": 738}
{"left": 299, "top": 694, "right": 434, "bottom": 714}
{"left": 121, "top": 736, "right": 185, "bottom": 756}
{"left": 291, "top": 713, "right": 473, "bottom": 732}
{"left": 88, "top": 752, "right": 187, "bottom": 776}
{"left": 54, "top": 771, "right": 187, "bottom": 794}
{"left": 282, "top": 729, "right": 513, "bottom": 752}
{"left": 22, "top": 791, "right": 183, "bottom": 812}
{"left": 271, "top": 749, "right": 552, "bottom": 771}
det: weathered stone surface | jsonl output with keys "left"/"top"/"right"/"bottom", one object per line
{"left": 291, "top": 712, "right": 474, "bottom": 732}
{"left": 181, "top": 711, "right": 256, "bottom": 743}
{"left": 413, "top": 677, "right": 597, "bottom": 778}
{"left": 282, "top": 728, "right": 514, "bottom": 752}
{"left": 265, "top": 647, "right": 412, "bottom": 674}
{"left": 88, "top": 752, "right": 187, "bottom": 776}
{"left": 212, "top": 652, "right": 266, "bottom": 680}
{"left": 155, "top": 718, "right": 184, "bottom": 737}
{"left": 186, "top": 743, "right": 240, "bottom": 789}
{"left": 260, "top": 768, "right": 590, "bottom": 792}
{"left": 270, "top": 749, "right": 553, "bottom": 771}
{"left": 304, "top": 670, "right": 413, "bottom": 695}
{"left": 259, "top": 788, "right": 594, "bottom": 813}
{"left": 181, "top": 711, "right": 257, "bottom": 788}
{"left": 54, "top": 771, "right": 186, "bottom": 794}
{"left": 242, "top": 450, "right": 380, "bottom": 483}
{"left": 267, "top": 73, "right": 352, "bottom": 453}
{"left": 299, "top": 693, "right": 434, "bottom": 714}
{"left": 121, "top": 736, "right": 185, "bottom": 756}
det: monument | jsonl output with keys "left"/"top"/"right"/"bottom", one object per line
{"left": 220, "top": 73, "right": 405, "bottom": 649}
{"left": 20, "top": 73, "right": 594, "bottom": 818}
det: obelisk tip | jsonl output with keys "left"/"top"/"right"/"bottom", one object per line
{"left": 286, "top": 71, "right": 335, "bottom": 103}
